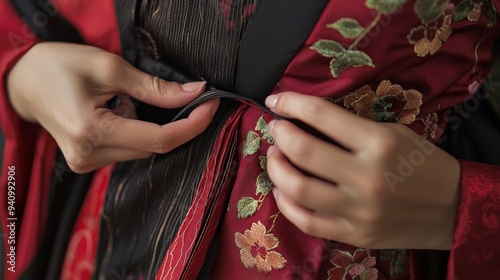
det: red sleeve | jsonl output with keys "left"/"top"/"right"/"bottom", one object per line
{"left": 447, "top": 160, "right": 500, "bottom": 279}
{"left": 0, "top": 1, "right": 54, "bottom": 279}
{"left": 0, "top": 0, "right": 120, "bottom": 279}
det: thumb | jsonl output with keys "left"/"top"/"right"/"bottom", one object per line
{"left": 116, "top": 62, "right": 207, "bottom": 108}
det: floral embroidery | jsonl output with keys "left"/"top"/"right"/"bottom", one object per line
{"left": 310, "top": 0, "right": 412, "bottom": 78}
{"left": 467, "top": 174, "right": 494, "bottom": 196}
{"left": 482, "top": 203, "right": 500, "bottom": 228}
{"left": 220, "top": 0, "right": 258, "bottom": 30}
{"left": 238, "top": 116, "right": 275, "bottom": 219}
{"left": 418, "top": 113, "right": 439, "bottom": 139}
{"left": 313, "top": 0, "right": 497, "bottom": 77}
{"left": 342, "top": 80, "right": 423, "bottom": 124}
{"left": 409, "top": 0, "right": 497, "bottom": 57}
{"left": 380, "top": 249, "right": 409, "bottom": 279}
{"left": 411, "top": 13, "right": 452, "bottom": 57}
{"left": 328, "top": 249, "right": 379, "bottom": 280}
{"left": 234, "top": 221, "right": 287, "bottom": 273}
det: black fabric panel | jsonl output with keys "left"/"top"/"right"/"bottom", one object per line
{"left": 94, "top": 100, "right": 237, "bottom": 280}
{"left": 20, "top": 152, "right": 93, "bottom": 280}
{"left": 438, "top": 41, "right": 500, "bottom": 165}
{"left": 235, "top": 0, "right": 328, "bottom": 104}
{"left": 8, "top": 0, "right": 84, "bottom": 43}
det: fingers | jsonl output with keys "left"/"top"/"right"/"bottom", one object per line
{"left": 96, "top": 98, "right": 219, "bottom": 153}
{"left": 272, "top": 187, "right": 349, "bottom": 241}
{"left": 266, "top": 146, "right": 351, "bottom": 214}
{"left": 265, "top": 92, "right": 376, "bottom": 151}
{"left": 268, "top": 119, "right": 361, "bottom": 185}
{"left": 117, "top": 62, "right": 208, "bottom": 108}
{"left": 65, "top": 146, "right": 151, "bottom": 174}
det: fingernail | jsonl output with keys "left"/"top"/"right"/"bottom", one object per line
{"left": 181, "top": 81, "right": 206, "bottom": 92}
{"left": 265, "top": 94, "right": 279, "bottom": 109}
{"left": 267, "top": 145, "right": 276, "bottom": 156}
{"left": 268, "top": 120, "right": 276, "bottom": 133}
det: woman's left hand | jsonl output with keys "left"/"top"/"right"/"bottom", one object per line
{"left": 265, "top": 92, "right": 460, "bottom": 250}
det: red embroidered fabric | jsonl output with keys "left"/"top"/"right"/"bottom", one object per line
{"left": 0, "top": 0, "right": 499, "bottom": 279}
{"left": 448, "top": 160, "right": 500, "bottom": 279}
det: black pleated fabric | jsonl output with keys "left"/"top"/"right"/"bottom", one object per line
{"left": 96, "top": 1, "right": 260, "bottom": 278}
{"left": 98, "top": 0, "right": 330, "bottom": 278}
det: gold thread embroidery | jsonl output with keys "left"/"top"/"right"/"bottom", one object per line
{"left": 341, "top": 80, "right": 423, "bottom": 124}
{"left": 237, "top": 115, "right": 276, "bottom": 219}
{"left": 242, "top": 131, "right": 260, "bottom": 157}
{"left": 234, "top": 221, "right": 287, "bottom": 273}
{"left": 327, "top": 249, "right": 379, "bottom": 280}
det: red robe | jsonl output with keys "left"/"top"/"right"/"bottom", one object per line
{"left": 1, "top": 0, "right": 500, "bottom": 279}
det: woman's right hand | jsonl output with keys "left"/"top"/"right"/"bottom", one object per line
{"left": 7, "top": 42, "right": 219, "bottom": 173}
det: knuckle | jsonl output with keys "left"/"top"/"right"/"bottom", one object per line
{"left": 152, "top": 134, "right": 174, "bottom": 154}
{"left": 369, "top": 127, "right": 398, "bottom": 160}
{"left": 64, "top": 150, "right": 88, "bottom": 174}
{"left": 302, "top": 99, "right": 324, "bottom": 121}
{"left": 93, "top": 54, "right": 123, "bottom": 82}
{"left": 286, "top": 136, "right": 310, "bottom": 161}
{"left": 275, "top": 93, "right": 291, "bottom": 116}
{"left": 68, "top": 122, "right": 93, "bottom": 143}
{"left": 296, "top": 216, "right": 316, "bottom": 236}
{"left": 150, "top": 76, "right": 176, "bottom": 97}
{"left": 288, "top": 176, "right": 309, "bottom": 201}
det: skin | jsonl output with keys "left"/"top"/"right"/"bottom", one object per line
{"left": 265, "top": 92, "right": 461, "bottom": 250}
{"left": 8, "top": 43, "right": 460, "bottom": 250}
{"left": 7, "top": 42, "right": 219, "bottom": 173}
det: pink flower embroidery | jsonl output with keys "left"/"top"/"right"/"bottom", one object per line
{"left": 234, "top": 221, "right": 286, "bottom": 273}
{"left": 328, "top": 249, "right": 379, "bottom": 280}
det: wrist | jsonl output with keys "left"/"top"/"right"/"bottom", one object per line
{"left": 6, "top": 45, "right": 39, "bottom": 123}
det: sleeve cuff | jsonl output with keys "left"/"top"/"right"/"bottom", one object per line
{"left": 447, "top": 160, "right": 500, "bottom": 279}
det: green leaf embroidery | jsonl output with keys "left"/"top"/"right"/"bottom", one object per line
{"left": 365, "top": 0, "right": 408, "bottom": 14}
{"left": 327, "top": 18, "right": 364, "bottom": 39}
{"left": 453, "top": 0, "right": 474, "bottom": 21}
{"left": 237, "top": 197, "right": 258, "bottom": 219}
{"left": 259, "top": 156, "right": 267, "bottom": 171}
{"left": 380, "top": 249, "right": 409, "bottom": 279}
{"left": 414, "top": 0, "right": 449, "bottom": 24}
{"left": 347, "top": 50, "right": 375, "bottom": 67}
{"left": 256, "top": 171, "right": 273, "bottom": 195}
{"left": 242, "top": 131, "right": 260, "bottom": 157}
{"left": 330, "top": 56, "right": 350, "bottom": 78}
{"left": 329, "top": 50, "right": 374, "bottom": 78}
{"left": 255, "top": 116, "right": 267, "bottom": 131}
{"left": 310, "top": 40, "right": 346, "bottom": 58}
{"left": 255, "top": 116, "right": 274, "bottom": 144}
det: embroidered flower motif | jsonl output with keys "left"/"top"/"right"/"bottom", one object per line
{"left": 328, "top": 249, "right": 379, "bottom": 280}
{"left": 467, "top": 175, "right": 494, "bottom": 196}
{"left": 419, "top": 113, "right": 439, "bottom": 140}
{"left": 467, "top": 2, "right": 482, "bottom": 21}
{"left": 413, "top": 14, "right": 452, "bottom": 57}
{"left": 482, "top": 203, "right": 500, "bottom": 229}
{"left": 234, "top": 221, "right": 287, "bottom": 273}
{"left": 343, "top": 80, "right": 423, "bottom": 124}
